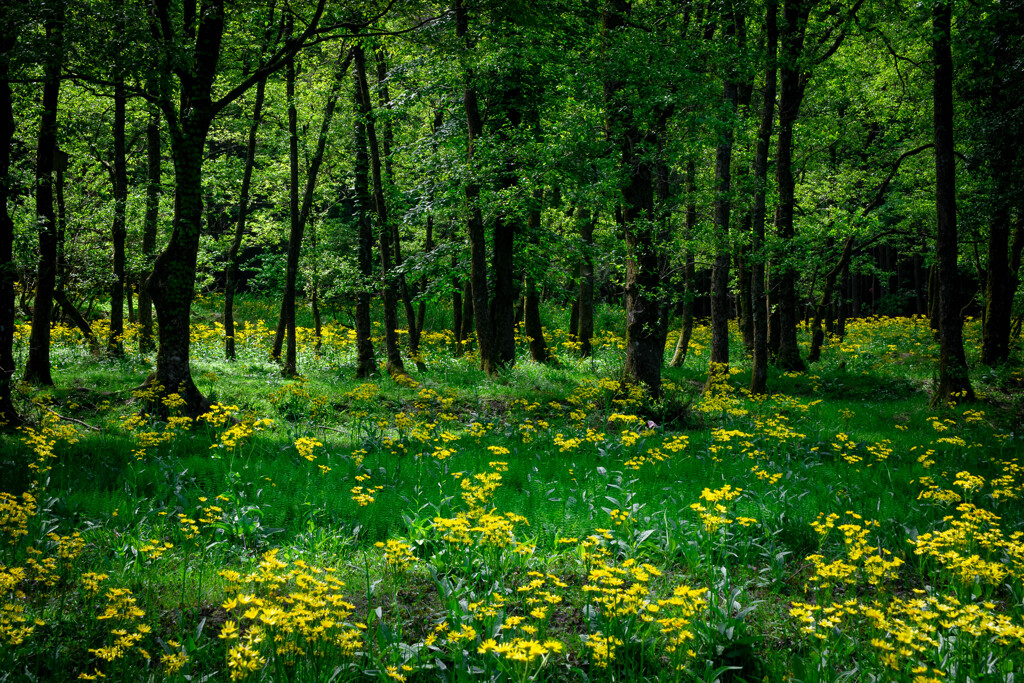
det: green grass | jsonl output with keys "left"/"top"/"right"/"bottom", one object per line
{"left": 1, "top": 303, "right": 1023, "bottom": 682}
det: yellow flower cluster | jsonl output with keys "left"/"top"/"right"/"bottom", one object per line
{"left": 804, "top": 511, "right": 903, "bottom": 589}
{"left": 689, "top": 485, "right": 744, "bottom": 533}
{"left": 219, "top": 550, "right": 364, "bottom": 680}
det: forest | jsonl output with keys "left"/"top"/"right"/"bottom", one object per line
{"left": 1, "top": 0, "right": 1023, "bottom": 681}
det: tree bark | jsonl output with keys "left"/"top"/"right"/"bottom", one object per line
{"left": 455, "top": 0, "right": 499, "bottom": 374}
{"left": 771, "top": 0, "right": 811, "bottom": 373}
{"left": 276, "top": 55, "right": 301, "bottom": 375}
{"left": 24, "top": 7, "right": 63, "bottom": 386}
{"left": 930, "top": 0, "right": 973, "bottom": 405}
{"left": 981, "top": 148, "right": 1019, "bottom": 366}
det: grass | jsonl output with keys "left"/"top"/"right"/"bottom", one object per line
{"left": 1, "top": 300, "right": 1023, "bottom": 682}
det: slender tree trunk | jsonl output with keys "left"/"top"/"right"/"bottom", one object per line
{"left": 139, "top": 108, "right": 160, "bottom": 354}
{"left": 930, "top": 0, "right": 973, "bottom": 404}
{"left": 355, "top": 44, "right": 404, "bottom": 375}
{"left": 24, "top": 9, "right": 63, "bottom": 385}
{"left": 0, "top": 24, "right": 20, "bottom": 426}
{"left": 375, "top": 46, "right": 423, "bottom": 369}
{"left": 578, "top": 209, "right": 596, "bottom": 358}
{"left": 669, "top": 162, "right": 698, "bottom": 368}
{"left": 708, "top": 31, "right": 739, "bottom": 386}
{"left": 808, "top": 236, "right": 852, "bottom": 362}
{"left": 276, "top": 50, "right": 350, "bottom": 374}
{"left": 524, "top": 189, "right": 548, "bottom": 362}
{"left": 309, "top": 219, "right": 322, "bottom": 353}
{"left": 455, "top": 0, "right": 497, "bottom": 373}
{"left": 225, "top": 77, "right": 265, "bottom": 360}
{"left": 771, "top": 0, "right": 811, "bottom": 373}
{"left": 353, "top": 68, "right": 377, "bottom": 378}
{"left": 108, "top": 79, "right": 128, "bottom": 357}
{"left": 277, "top": 55, "right": 301, "bottom": 375}
{"left": 417, "top": 214, "right": 433, "bottom": 335}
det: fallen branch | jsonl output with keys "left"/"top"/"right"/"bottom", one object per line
{"left": 41, "top": 405, "right": 100, "bottom": 431}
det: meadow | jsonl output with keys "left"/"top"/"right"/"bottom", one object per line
{"left": 2, "top": 298, "right": 1023, "bottom": 682}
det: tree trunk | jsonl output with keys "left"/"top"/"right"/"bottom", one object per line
{"left": 461, "top": 278, "right": 475, "bottom": 346}
{"left": 0, "top": 24, "right": 20, "bottom": 426}
{"left": 108, "top": 79, "right": 128, "bottom": 358}
{"left": 138, "top": 108, "right": 160, "bottom": 354}
{"left": 808, "top": 236, "right": 852, "bottom": 362}
{"left": 981, "top": 153, "right": 1017, "bottom": 365}
{"left": 146, "top": 116, "right": 213, "bottom": 415}
{"left": 670, "top": 161, "right": 698, "bottom": 368}
{"left": 276, "top": 55, "right": 301, "bottom": 375}
{"left": 375, "top": 46, "right": 423, "bottom": 370}
{"left": 750, "top": 2, "right": 776, "bottom": 394}
{"left": 355, "top": 44, "right": 404, "bottom": 376}
{"left": 276, "top": 50, "right": 350, "bottom": 374}
{"left": 24, "top": 8, "right": 63, "bottom": 386}
{"left": 353, "top": 67, "right": 377, "bottom": 378}
{"left": 605, "top": 0, "right": 665, "bottom": 397}
{"left": 417, "top": 214, "right": 433, "bottom": 336}
{"left": 578, "top": 208, "right": 596, "bottom": 358}
{"left": 771, "top": 0, "right": 811, "bottom": 373}
{"left": 225, "top": 77, "right": 265, "bottom": 360}
{"left": 524, "top": 189, "right": 548, "bottom": 363}
{"left": 455, "top": 0, "right": 498, "bottom": 374}
{"left": 708, "top": 31, "right": 739, "bottom": 384}
{"left": 930, "top": 0, "right": 973, "bottom": 405}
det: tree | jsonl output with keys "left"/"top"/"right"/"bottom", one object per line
{"left": 930, "top": 0, "right": 973, "bottom": 405}
{"left": 602, "top": 0, "right": 670, "bottom": 398}
{"left": 23, "top": 0, "right": 63, "bottom": 386}
{"left": 750, "top": 0, "right": 778, "bottom": 394}
{"left": 708, "top": 8, "right": 742, "bottom": 386}
{"left": 354, "top": 40, "right": 405, "bottom": 376}
{"left": 0, "top": 0, "right": 21, "bottom": 426}
{"left": 224, "top": 77, "right": 266, "bottom": 361}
